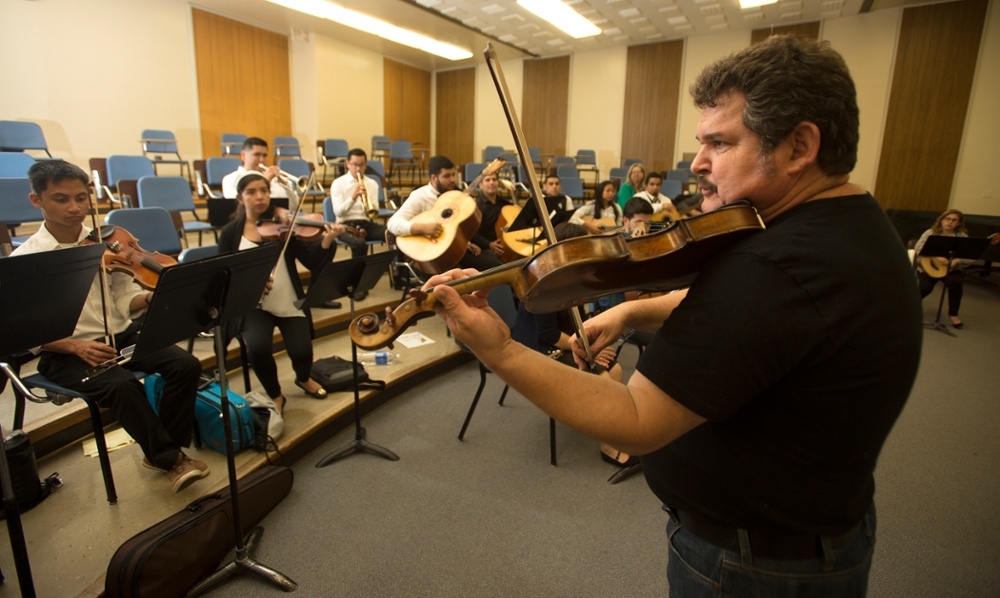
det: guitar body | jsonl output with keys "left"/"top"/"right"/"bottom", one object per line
{"left": 584, "top": 216, "right": 618, "bottom": 232}
{"left": 918, "top": 256, "right": 949, "bottom": 278}
{"left": 395, "top": 190, "right": 482, "bottom": 274}
{"left": 497, "top": 204, "right": 547, "bottom": 261}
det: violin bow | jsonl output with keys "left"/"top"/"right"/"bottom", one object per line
{"left": 87, "top": 183, "right": 117, "bottom": 353}
{"left": 271, "top": 169, "right": 317, "bottom": 277}
{"left": 484, "top": 43, "right": 596, "bottom": 366}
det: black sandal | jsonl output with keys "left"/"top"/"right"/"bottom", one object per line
{"left": 295, "top": 379, "right": 328, "bottom": 399}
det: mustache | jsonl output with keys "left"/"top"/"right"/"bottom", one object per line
{"left": 697, "top": 176, "right": 717, "bottom": 193}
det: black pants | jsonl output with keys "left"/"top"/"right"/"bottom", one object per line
{"left": 38, "top": 328, "right": 200, "bottom": 470}
{"left": 340, "top": 219, "right": 387, "bottom": 258}
{"left": 241, "top": 309, "right": 314, "bottom": 399}
{"left": 458, "top": 248, "right": 504, "bottom": 272}
{"left": 918, "top": 270, "right": 964, "bottom": 316}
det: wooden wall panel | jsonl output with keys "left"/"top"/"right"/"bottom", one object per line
{"left": 522, "top": 56, "right": 570, "bottom": 160}
{"left": 383, "top": 58, "right": 403, "bottom": 141}
{"left": 191, "top": 8, "right": 291, "bottom": 159}
{"left": 621, "top": 41, "right": 684, "bottom": 174}
{"left": 384, "top": 58, "right": 431, "bottom": 166}
{"left": 750, "top": 22, "right": 821, "bottom": 45}
{"left": 436, "top": 68, "right": 476, "bottom": 166}
{"left": 875, "top": 0, "right": 988, "bottom": 212}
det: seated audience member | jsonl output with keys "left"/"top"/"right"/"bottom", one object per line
{"left": 13, "top": 161, "right": 208, "bottom": 493}
{"left": 634, "top": 172, "right": 682, "bottom": 222}
{"left": 470, "top": 172, "right": 512, "bottom": 258}
{"left": 541, "top": 174, "right": 575, "bottom": 226}
{"left": 388, "top": 155, "right": 503, "bottom": 272}
{"left": 569, "top": 180, "right": 622, "bottom": 234}
{"left": 218, "top": 172, "right": 344, "bottom": 412}
{"left": 622, "top": 197, "right": 655, "bottom": 237}
{"left": 915, "top": 209, "right": 972, "bottom": 328}
{"left": 221, "top": 137, "right": 292, "bottom": 208}
{"left": 616, "top": 163, "right": 645, "bottom": 208}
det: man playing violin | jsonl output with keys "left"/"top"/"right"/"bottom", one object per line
{"left": 12, "top": 161, "right": 208, "bottom": 493}
{"left": 388, "top": 155, "right": 503, "bottom": 272}
{"left": 424, "top": 36, "right": 922, "bottom": 596}
{"left": 329, "top": 149, "right": 387, "bottom": 300}
{"left": 221, "top": 137, "right": 291, "bottom": 208}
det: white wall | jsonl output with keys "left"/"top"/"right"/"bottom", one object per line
{"left": 290, "top": 30, "right": 319, "bottom": 162}
{"left": 566, "top": 46, "right": 628, "bottom": 177}
{"left": 475, "top": 58, "right": 523, "bottom": 162}
{"left": 314, "top": 34, "right": 384, "bottom": 156}
{"left": 0, "top": 0, "right": 200, "bottom": 169}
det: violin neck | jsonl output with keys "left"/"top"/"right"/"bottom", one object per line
{"left": 422, "top": 259, "right": 528, "bottom": 308}
{"left": 293, "top": 217, "right": 336, "bottom": 228}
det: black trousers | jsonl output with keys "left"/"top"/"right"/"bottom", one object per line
{"left": 340, "top": 219, "right": 387, "bottom": 258}
{"left": 38, "top": 327, "right": 200, "bottom": 470}
{"left": 458, "top": 248, "right": 504, "bottom": 272}
{"left": 918, "top": 270, "right": 964, "bottom": 316}
{"left": 240, "top": 309, "right": 314, "bottom": 399}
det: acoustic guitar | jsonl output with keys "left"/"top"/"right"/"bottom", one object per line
{"left": 395, "top": 158, "right": 506, "bottom": 274}
{"left": 919, "top": 232, "right": 1000, "bottom": 278}
{"left": 496, "top": 204, "right": 547, "bottom": 261}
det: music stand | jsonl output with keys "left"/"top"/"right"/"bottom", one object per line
{"left": 308, "top": 251, "right": 400, "bottom": 467}
{"left": 918, "top": 235, "right": 991, "bottom": 337}
{"left": 0, "top": 243, "right": 105, "bottom": 598}
{"left": 124, "top": 243, "right": 297, "bottom": 595}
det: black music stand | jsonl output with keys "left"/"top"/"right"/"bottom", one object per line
{"left": 918, "top": 235, "right": 990, "bottom": 337}
{"left": 309, "top": 252, "right": 400, "bottom": 467}
{"left": 0, "top": 243, "right": 106, "bottom": 598}
{"left": 124, "top": 244, "right": 297, "bottom": 595}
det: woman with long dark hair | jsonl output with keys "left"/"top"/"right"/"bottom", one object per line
{"left": 569, "top": 180, "right": 622, "bottom": 234}
{"left": 217, "top": 172, "right": 344, "bottom": 411}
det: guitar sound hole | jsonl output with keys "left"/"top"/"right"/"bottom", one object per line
{"left": 441, "top": 208, "right": 454, "bottom": 219}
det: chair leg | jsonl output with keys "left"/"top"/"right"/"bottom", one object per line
{"left": 498, "top": 384, "right": 510, "bottom": 406}
{"left": 238, "top": 336, "right": 252, "bottom": 393}
{"left": 85, "top": 399, "right": 117, "bottom": 504}
{"left": 549, "top": 417, "right": 557, "bottom": 466}
{"left": 458, "top": 363, "right": 489, "bottom": 441}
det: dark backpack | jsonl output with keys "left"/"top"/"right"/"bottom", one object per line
{"left": 309, "top": 356, "right": 385, "bottom": 393}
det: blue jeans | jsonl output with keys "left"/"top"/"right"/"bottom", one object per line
{"left": 666, "top": 503, "right": 876, "bottom": 598}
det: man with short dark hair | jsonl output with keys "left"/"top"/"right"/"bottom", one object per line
{"left": 13, "top": 160, "right": 209, "bottom": 493}
{"left": 541, "top": 174, "right": 574, "bottom": 226}
{"left": 388, "top": 155, "right": 502, "bottom": 272}
{"left": 634, "top": 172, "right": 681, "bottom": 222}
{"left": 470, "top": 172, "right": 511, "bottom": 258}
{"left": 330, "top": 148, "right": 387, "bottom": 259}
{"left": 424, "top": 36, "right": 922, "bottom": 596}
{"left": 622, "top": 197, "right": 654, "bottom": 237}
{"left": 221, "top": 137, "right": 291, "bottom": 205}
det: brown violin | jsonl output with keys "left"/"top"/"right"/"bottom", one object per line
{"left": 349, "top": 202, "right": 765, "bottom": 350}
{"left": 256, "top": 207, "right": 347, "bottom": 241}
{"left": 83, "top": 225, "right": 177, "bottom": 290}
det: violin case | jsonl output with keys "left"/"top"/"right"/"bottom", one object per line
{"left": 104, "top": 465, "right": 293, "bottom": 598}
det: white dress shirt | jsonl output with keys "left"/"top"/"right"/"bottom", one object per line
{"left": 387, "top": 183, "right": 440, "bottom": 237}
{"left": 329, "top": 173, "right": 380, "bottom": 222}
{"left": 222, "top": 166, "right": 290, "bottom": 202}
{"left": 634, "top": 191, "right": 680, "bottom": 220}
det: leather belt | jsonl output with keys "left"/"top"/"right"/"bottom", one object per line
{"left": 668, "top": 507, "right": 863, "bottom": 560}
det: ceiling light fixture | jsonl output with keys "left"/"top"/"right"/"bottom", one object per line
{"left": 739, "top": 0, "right": 779, "bottom": 8}
{"left": 516, "top": 0, "right": 601, "bottom": 38}
{"left": 265, "top": 0, "right": 473, "bottom": 60}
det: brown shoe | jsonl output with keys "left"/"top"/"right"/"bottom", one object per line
{"left": 167, "top": 452, "right": 210, "bottom": 492}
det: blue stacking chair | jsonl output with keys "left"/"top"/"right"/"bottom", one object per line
{"left": 554, "top": 156, "right": 575, "bottom": 167}
{"left": 139, "top": 129, "right": 190, "bottom": 182}
{"left": 0, "top": 153, "right": 35, "bottom": 177}
{"left": 371, "top": 135, "right": 391, "bottom": 161}
{"left": 609, "top": 167, "right": 627, "bottom": 189}
{"left": 464, "top": 163, "right": 486, "bottom": 188}
{"left": 278, "top": 158, "right": 325, "bottom": 211}
{"left": 137, "top": 176, "right": 215, "bottom": 246}
{"left": 105, "top": 155, "right": 155, "bottom": 207}
{"left": 575, "top": 149, "right": 599, "bottom": 184}
{"left": 0, "top": 120, "right": 53, "bottom": 158}
{"left": 273, "top": 136, "right": 301, "bottom": 158}
{"left": 557, "top": 165, "right": 579, "bottom": 179}
{"left": 528, "top": 146, "right": 543, "bottom": 170}
{"left": 202, "top": 157, "right": 241, "bottom": 199}
{"left": 323, "top": 196, "right": 383, "bottom": 255}
{"left": 220, "top": 133, "right": 247, "bottom": 157}
{"left": 319, "top": 138, "right": 350, "bottom": 181}
{"left": 366, "top": 160, "right": 397, "bottom": 212}
{"left": 623, "top": 158, "right": 642, "bottom": 169}
{"left": 106, "top": 207, "right": 183, "bottom": 256}
{"left": 661, "top": 180, "right": 683, "bottom": 201}
{"left": 483, "top": 145, "right": 504, "bottom": 162}
{"left": 561, "top": 176, "right": 585, "bottom": 202}
{"left": 676, "top": 160, "right": 692, "bottom": 169}
{"left": 666, "top": 168, "right": 692, "bottom": 182}
{"left": 0, "top": 177, "right": 44, "bottom": 247}
{"left": 389, "top": 140, "right": 420, "bottom": 187}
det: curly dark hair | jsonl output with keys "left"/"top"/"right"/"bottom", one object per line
{"left": 691, "top": 35, "right": 859, "bottom": 177}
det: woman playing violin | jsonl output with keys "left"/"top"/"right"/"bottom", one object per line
{"left": 569, "top": 180, "right": 622, "bottom": 235}
{"left": 218, "top": 171, "right": 344, "bottom": 412}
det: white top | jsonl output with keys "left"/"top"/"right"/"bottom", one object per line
{"left": 330, "top": 173, "right": 380, "bottom": 222}
{"left": 633, "top": 191, "right": 668, "bottom": 215}
{"left": 569, "top": 202, "right": 622, "bottom": 229}
{"left": 239, "top": 236, "right": 303, "bottom": 318}
{"left": 387, "top": 183, "right": 440, "bottom": 237}
{"left": 222, "top": 165, "right": 290, "bottom": 203}
{"left": 12, "top": 224, "right": 146, "bottom": 342}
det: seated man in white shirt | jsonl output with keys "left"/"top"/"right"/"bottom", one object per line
{"left": 221, "top": 137, "right": 292, "bottom": 209}
{"left": 12, "top": 161, "right": 208, "bottom": 493}
{"left": 329, "top": 148, "right": 387, "bottom": 261}
{"left": 388, "top": 155, "right": 502, "bottom": 273}
{"left": 634, "top": 172, "right": 681, "bottom": 222}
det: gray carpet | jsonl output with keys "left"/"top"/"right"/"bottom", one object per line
{"left": 205, "top": 278, "right": 1000, "bottom": 598}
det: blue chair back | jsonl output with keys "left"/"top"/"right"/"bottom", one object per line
{"left": 528, "top": 147, "right": 542, "bottom": 165}
{"left": 609, "top": 167, "right": 627, "bottom": 180}
{"left": 556, "top": 165, "right": 579, "bottom": 178}
{"left": 666, "top": 169, "right": 691, "bottom": 182}
{"left": 465, "top": 163, "right": 486, "bottom": 184}
{"left": 0, "top": 121, "right": 49, "bottom": 154}
{"left": 106, "top": 207, "right": 182, "bottom": 255}
{"left": 140, "top": 129, "right": 178, "bottom": 154}
{"left": 371, "top": 135, "right": 390, "bottom": 153}
{"left": 554, "top": 155, "right": 575, "bottom": 167}
{"left": 0, "top": 153, "right": 34, "bottom": 177}
{"left": 483, "top": 146, "right": 504, "bottom": 162}
{"left": 273, "top": 136, "right": 300, "bottom": 158}
{"left": 389, "top": 140, "right": 413, "bottom": 159}
{"left": 517, "top": 164, "right": 534, "bottom": 184}
{"left": 137, "top": 176, "right": 195, "bottom": 211}
{"left": 499, "top": 152, "right": 519, "bottom": 166}
{"left": 368, "top": 160, "right": 386, "bottom": 179}
{"left": 178, "top": 244, "right": 219, "bottom": 264}
{"left": 106, "top": 155, "right": 155, "bottom": 187}
{"left": 0, "top": 178, "right": 43, "bottom": 224}
{"left": 561, "top": 176, "right": 584, "bottom": 200}
{"left": 323, "top": 139, "right": 349, "bottom": 159}
{"left": 623, "top": 158, "right": 642, "bottom": 168}
{"left": 220, "top": 133, "right": 246, "bottom": 156}
{"left": 575, "top": 150, "right": 596, "bottom": 165}
{"left": 486, "top": 286, "right": 518, "bottom": 329}
{"left": 661, "top": 180, "right": 683, "bottom": 200}
{"left": 206, "top": 157, "right": 241, "bottom": 185}
{"left": 322, "top": 196, "right": 336, "bottom": 223}
{"left": 676, "top": 160, "right": 692, "bottom": 169}
{"left": 278, "top": 158, "right": 311, "bottom": 178}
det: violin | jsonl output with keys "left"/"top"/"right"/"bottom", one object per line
{"left": 82, "top": 225, "right": 177, "bottom": 290}
{"left": 256, "top": 207, "right": 348, "bottom": 241}
{"left": 349, "top": 203, "right": 765, "bottom": 350}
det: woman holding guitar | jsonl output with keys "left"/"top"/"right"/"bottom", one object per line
{"left": 218, "top": 171, "right": 344, "bottom": 411}
{"left": 915, "top": 209, "right": 970, "bottom": 328}
{"left": 569, "top": 180, "right": 622, "bottom": 235}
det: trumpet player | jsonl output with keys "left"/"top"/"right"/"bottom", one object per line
{"left": 221, "top": 137, "right": 291, "bottom": 208}
{"left": 330, "top": 149, "right": 386, "bottom": 270}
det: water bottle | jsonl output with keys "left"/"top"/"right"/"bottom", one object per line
{"left": 357, "top": 351, "right": 399, "bottom": 366}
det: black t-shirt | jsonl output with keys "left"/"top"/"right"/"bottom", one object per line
{"left": 637, "top": 194, "right": 923, "bottom": 535}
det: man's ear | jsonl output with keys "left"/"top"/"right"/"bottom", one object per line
{"left": 786, "top": 121, "right": 821, "bottom": 175}
{"left": 28, "top": 193, "right": 43, "bottom": 209}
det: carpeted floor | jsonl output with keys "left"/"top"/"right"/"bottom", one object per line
{"left": 205, "top": 278, "right": 1000, "bottom": 598}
